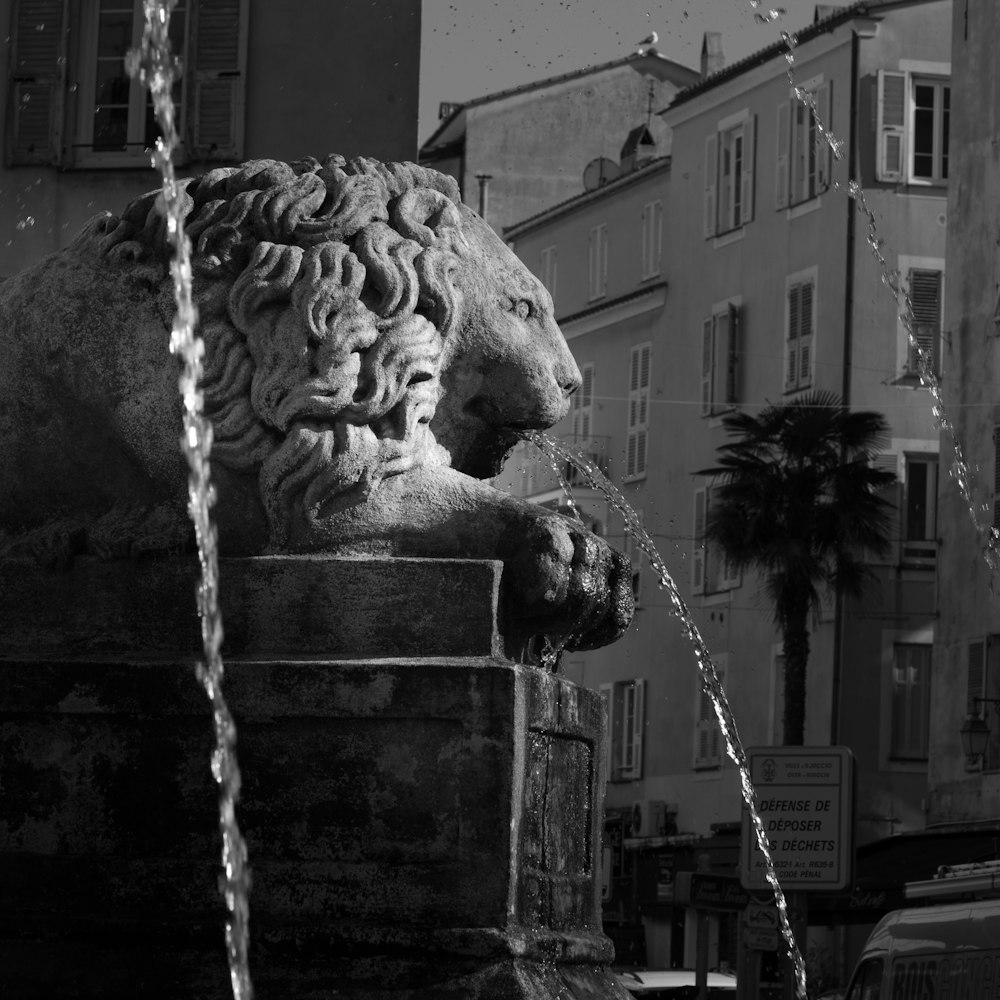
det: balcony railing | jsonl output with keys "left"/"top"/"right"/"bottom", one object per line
{"left": 511, "top": 434, "right": 611, "bottom": 498}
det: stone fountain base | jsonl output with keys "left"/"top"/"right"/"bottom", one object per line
{"left": 0, "top": 556, "right": 628, "bottom": 999}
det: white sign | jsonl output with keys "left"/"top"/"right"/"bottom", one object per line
{"left": 740, "top": 746, "right": 854, "bottom": 891}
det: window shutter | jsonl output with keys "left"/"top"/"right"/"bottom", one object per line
{"left": 817, "top": 81, "right": 832, "bottom": 189}
{"left": 692, "top": 487, "right": 707, "bottom": 594}
{"left": 654, "top": 200, "right": 663, "bottom": 273}
{"left": 994, "top": 426, "right": 1000, "bottom": 531}
{"left": 775, "top": 101, "right": 790, "bottom": 209}
{"left": 907, "top": 269, "right": 942, "bottom": 373}
{"left": 740, "top": 115, "right": 755, "bottom": 224}
{"left": 712, "top": 309, "right": 730, "bottom": 412}
{"left": 188, "top": 0, "right": 248, "bottom": 161}
{"left": 726, "top": 303, "right": 741, "bottom": 406}
{"left": 704, "top": 132, "right": 718, "bottom": 238}
{"left": 967, "top": 640, "right": 986, "bottom": 715}
{"left": 799, "top": 279, "right": 814, "bottom": 386}
{"left": 6, "top": 0, "right": 68, "bottom": 166}
{"left": 785, "top": 283, "right": 801, "bottom": 391}
{"left": 871, "top": 453, "right": 901, "bottom": 564}
{"left": 625, "top": 679, "right": 646, "bottom": 779}
{"left": 877, "top": 70, "right": 906, "bottom": 182}
{"left": 701, "top": 317, "right": 714, "bottom": 416}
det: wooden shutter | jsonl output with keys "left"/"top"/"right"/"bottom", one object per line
{"left": 704, "top": 132, "right": 718, "bottom": 238}
{"left": 775, "top": 101, "right": 790, "bottom": 209}
{"left": 740, "top": 115, "right": 755, "bottom": 224}
{"left": 712, "top": 309, "right": 731, "bottom": 412}
{"left": 877, "top": 70, "right": 906, "bottom": 182}
{"left": 817, "top": 81, "right": 832, "bottom": 189}
{"left": 907, "top": 269, "right": 942, "bottom": 372}
{"left": 871, "top": 453, "right": 901, "bottom": 564}
{"left": 968, "top": 640, "right": 986, "bottom": 715}
{"left": 572, "top": 362, "right": 594, "bottom": 439}
{"left": 188, "top": 0, "right": 248, "bottom": 161}
{"left": 6, "top": 0, "right": 68, "bottom": 165}
{"left": 798, "top": 279, "right": 814, "bottom": 386}
{"left": 627, "top": 343, "right": 650, "bottom": 478}
{"left": 785, "top": 283, "right": 801, "bottom": 391}
{"left": 726, "top": 303, "right": 741, "bottom": 406}
{"left": 701, "top": 317, "right": 714, "bottom": 416}
{"left": 692, "top": 487, "right": 707, "bottom": 594}
{"left": 622, "top": 679, "right": 645, "bottom": 779}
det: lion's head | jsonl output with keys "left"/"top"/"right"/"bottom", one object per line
{"left": 97, "top": 155, "right": 580, "bottom": 547}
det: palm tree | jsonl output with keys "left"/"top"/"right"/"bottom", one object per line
{"left": 697, "top": 390, "right": 896, "bottom": 746}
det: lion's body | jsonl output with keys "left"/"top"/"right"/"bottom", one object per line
{"left": 0, "top": 155, "right": 632, "bottom": 652}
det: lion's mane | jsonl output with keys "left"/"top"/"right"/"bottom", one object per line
{"left": 92, "top": 155, "right": 469, "bottom": 544}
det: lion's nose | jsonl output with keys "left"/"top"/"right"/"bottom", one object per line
{"left": 557, "top": 356, "right": 582, "bottom": 398}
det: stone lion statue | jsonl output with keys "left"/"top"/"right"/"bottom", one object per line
{"left": 0, "top": 154, "right": 632, "bottom": 654}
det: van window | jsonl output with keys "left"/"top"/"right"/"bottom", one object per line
{"left": 846, "top": 958, "right": 884, "bottom": 1000}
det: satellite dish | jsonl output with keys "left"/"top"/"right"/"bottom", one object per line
{"left": 583, "top": 157, "right": 621, "bottom": 191}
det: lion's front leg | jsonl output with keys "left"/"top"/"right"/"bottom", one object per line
{"left": 283, "top": 465, "right": 635, "bottom": 662}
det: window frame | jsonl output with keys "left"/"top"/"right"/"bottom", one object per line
{"left": 776, "top": 78, "right": 832, "bottom": 208}
{"left": 966, "top": 636, "right": 1000, "bottom": 772}
{"left": 889, "top": 642, "right": 932, "bottom": 761}
{"left": 876, "top": 67, "right": 951, "bottom": 186}
{"left": 896, "top": 257, "right": 945, "bottom": 379}
{"left": 692, "top": 486, "right": 741, "bottom": 596}
{"left": 901, "top": 452, "right": 938, "bottom": 566}
{"left": 641, "top": 199, "right": 663, "bottom": 280}
{"left": 588, "top": 223, "right": 608, "bottom": 301}
{"left": 704, "top": 110, "right": 755, "bottom": 238}
{"left": 600, "top": 678, "right": 646, "bottom": 782}
{"left": 783, "top": 268, "right": 817, "bottom": 394}
{"left": 693, "top": 654, "right": 727, "bottom": 770}
{"left": 625, "top": 342, "right": 651, "bottom": 481}
{"left": 701, "top": 299, "right": 741, "bottom": 417}
{"left": 622, "top": 510, "right": 644, "bottom": 608}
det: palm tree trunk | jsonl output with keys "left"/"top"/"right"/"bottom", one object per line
{"left": 781, "top": 594, "right": 811, "bottom": 746}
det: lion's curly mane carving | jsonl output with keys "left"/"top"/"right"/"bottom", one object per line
{"left": 91, "top": 154, "right": 473, "bottom": 545}
{"left": 0, "top": 154, "right": 634, "bottom": 653}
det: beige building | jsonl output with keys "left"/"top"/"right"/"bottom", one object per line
{"left": 419, "top": 49, "right": 700, "bottom": 235}
{"left": 0, "top": 0, "right": 421, "bottom": 276}
{"left": 505, "top": 0, "right": 953, "bottom": 981}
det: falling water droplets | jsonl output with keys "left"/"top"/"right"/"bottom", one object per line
{"left": 530, "top": 432, "right": 806, "bottom": 993}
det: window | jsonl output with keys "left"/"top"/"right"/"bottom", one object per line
{"left": 703, "top": 113, "right": 755, "bottom": 237}
{"left": 641, "top": 200, "right": 662, "bottom": 279}
{"left": 776, "top": 82, "right": 832, "bottom": 208}
{"left": 876, "top": 69, "right": 950, "bottom": 184}
{"left": 588, "top": 224, "right": 608, "bottom": 300}
{"left": 626, "top": 343, "right": 650, "bottom": 480}
{"left": 902, "top": 454, "right": 938, "bottom": 565}
{"left": 692, "top": 487, "right": 741, "bottom": 595}
{"left": 600, "top": 679, "right": 645, "bottom": 781}
{"left": 845, "top": 958, "right": 884, "bottom": 1000}
{"left": 890, "top": 644, "right": 931, "bottom": 759}
{"left": 6, "top": 0, "right": 248, "bottom": 168}
{"left": 784, "top": 272, "right": 816, "bottom": 392}
{"left": 701, "top": 302, "right": 741, "bottom": 416}
{"left": 694, "top": 656, "right": 726, "bottom": 769}
{"left": 903, "top": 267, "right": 943, "bottom": 376}
{"left": 622, "top": 510, "right": 644, "bottom": 607}
{"left": 966, "top": 638, "right": 1000, "bottom": 771}
{"left": 540, "top": 245, "right": 557, "bottom": 302}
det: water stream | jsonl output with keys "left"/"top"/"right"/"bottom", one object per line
{"left": 127, "top": 3, "right": 253, "bottom": 997}
{"left": 531, "top": 431, "right": 808, "bottom": 999}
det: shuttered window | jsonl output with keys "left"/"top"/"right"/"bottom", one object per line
{"left": 5, "top": 0, "right": 247, "bottom": 169}
{"left": 6, "top": 0, "right": 69, "bottom": 165}
{"left": 890, "top": 644, "right": 931, "bottom": 760}
{"left": 906, "top": 269, "right": 942, "bottom": 374}
{"left": 626, "top": 343, "right": 651, "bottom": 480}
{"left": 641, "top": 200, "right": 662, "bottom": 279}
{"left": 876, "top": 70, "right": 906, "bottom": 182}
{"left": 601, "top": 679, "right": 646, "bottom": 781}
{"left": 539, "top": 245, "right": 557, "bottom": 302}
{"left": 701, "top": 303, "right": 741, "bottom": 416}
{"left": 876, "top": 70, "right": 950, "bottom": 184}
{"left": 622, "top": 510, "right": 644, "bottom": 607}
{"left": 705, "top": 114, "right": 755, "bottom": 236}
{"left": 571, "top": 362, "right": 594, "bottom": 440}
{"left": 588, "top": 224, "right": 608, "bottom": 300}
{"left": 691, "top": 486, "right": 740, "bottom": 596}
{"left": 694, "top": 656, "right": 726, "bottom": 769}
{"left": 785, "top": 276, "right": 815, "bottom": 392}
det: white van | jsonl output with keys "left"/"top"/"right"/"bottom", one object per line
{"left": 844, "top": 898, "right": 1000, "bottom": 1000}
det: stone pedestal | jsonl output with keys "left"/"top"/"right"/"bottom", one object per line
{"left": 0, "top": 557, "right": 629, "bottom": 999}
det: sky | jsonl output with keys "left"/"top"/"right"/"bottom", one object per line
{"left": 419, "top": 0, "right": 824, "bottom": 144}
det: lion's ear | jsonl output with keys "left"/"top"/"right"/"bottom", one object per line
{"left": 391, "top": 189, "right": 465, "bottom": 249}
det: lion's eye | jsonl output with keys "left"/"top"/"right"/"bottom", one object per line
{"left": 512, "top": 299, "right": 532, "bottom": 320}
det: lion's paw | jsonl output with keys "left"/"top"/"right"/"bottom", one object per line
{"left": 500, "top": 512, "right": 634, "bottom": 662}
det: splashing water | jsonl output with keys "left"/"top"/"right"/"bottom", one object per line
{"left": 127, "top": 3, "right": 253, "bottom": 998}
{"left": 530, "top": 431, "right": 808, "bottom": 1000}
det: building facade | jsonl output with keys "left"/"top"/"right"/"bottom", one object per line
{"left": 505, "top": 0, "right": 952, "bottom": 981}
{"left": 0, "top": 0, "right": 421, "bottom": 276}
{"left": 419, "top": 50, "right": 700, "bottom": 236}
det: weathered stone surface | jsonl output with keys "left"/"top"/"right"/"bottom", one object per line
{"left": 0, "top": 154, "right": 633, "bottom": 652}
{"left": 0, "top": 556, "right": 630, "bottom": 998}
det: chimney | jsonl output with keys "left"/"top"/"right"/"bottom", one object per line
{"left": 700, "top": 32, "right": 724, "bottom": 78}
